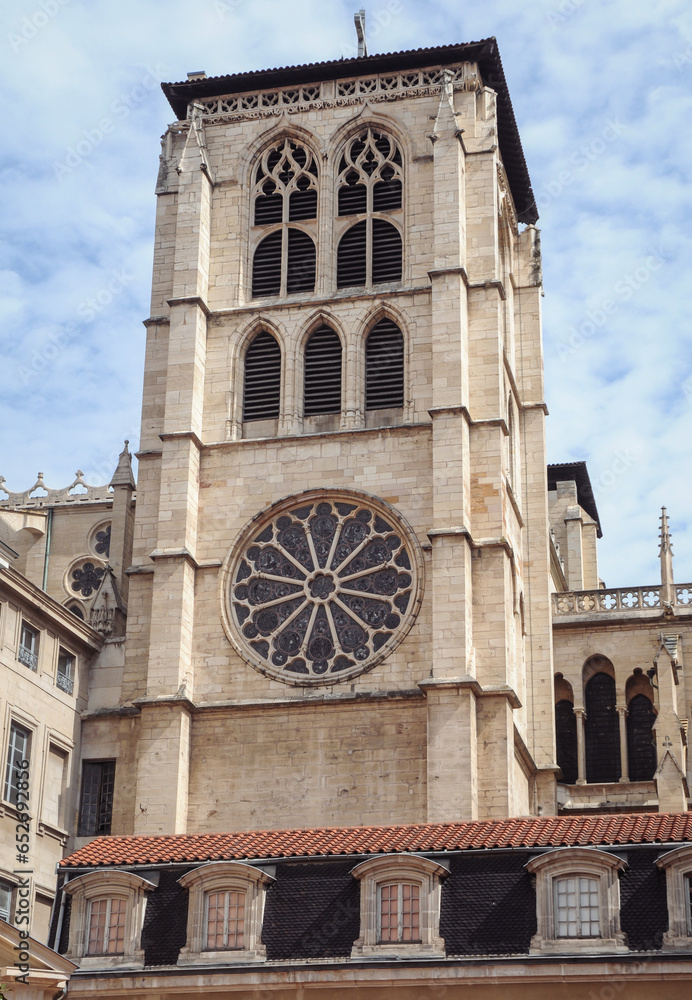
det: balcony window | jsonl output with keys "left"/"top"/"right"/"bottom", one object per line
{"left": 57, "top": 649, "right": 75, "bottom": 695}
{"left": 3, "top": 722, "right": 31, "bottom": 807}
{"left": 18, "top": 622, "right": 39, "bottom": 670}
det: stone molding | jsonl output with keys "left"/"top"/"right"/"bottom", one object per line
{"left": 62, "top": 870, "right": 155, "bottom": 970}
{"left": 526, "top": 847, "right": 628, "bottom": 955}
{"left": 656, "top": 845, "right": 692, "bottom": 950}
{"left": 177, "top": 861, "right": 275, "bottom": 965}
{"left": 350, "top": 853, "right": 447, "bottom": 958}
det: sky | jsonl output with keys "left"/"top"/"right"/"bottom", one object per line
{"left": 0, "top": 0, "right": 690, "bottom": 588}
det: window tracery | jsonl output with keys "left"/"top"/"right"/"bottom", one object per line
{"left": 336, "top": 130, "right": 403, "bottom": 289}
{"left": 221, "top": 490, "right": 423, "bottom": 687}
{"left": 251, "top": 139, "right": 318, "bottom": 298}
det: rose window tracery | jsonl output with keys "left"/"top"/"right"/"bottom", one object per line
{"left": 221, "top": 491, "right": 423, "bottom": 685}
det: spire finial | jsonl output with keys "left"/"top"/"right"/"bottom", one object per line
{"left": 110, "top": 440, "right": 136, "bottom": 490}
{"left": 354, "top": 9, "right": 367, "bottom": 58}
{"left": 659, "top": 506, "right": 674, "bottom": 602}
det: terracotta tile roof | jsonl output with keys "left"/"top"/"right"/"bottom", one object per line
{"left": 60, "top": 813, "right": 692, "bottom": 868}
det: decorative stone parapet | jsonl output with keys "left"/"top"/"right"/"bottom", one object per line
{"left": 190, "top": 62, "right": 482, "bottom": 122}
{"left": 552, "top": 584, "right": 692, "bottom": 616}
{"left": 0, "top": 471, "right": 112, "bottom": 507}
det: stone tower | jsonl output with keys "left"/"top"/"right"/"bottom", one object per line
{"left": 82, "top": 37, "right": 556, "bottom": 837}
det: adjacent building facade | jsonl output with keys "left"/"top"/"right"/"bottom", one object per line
{"left": 0, "top": 30, "right": 690, "bottom": 999}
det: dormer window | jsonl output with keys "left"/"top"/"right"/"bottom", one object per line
{"left": 87, "top": 897, "right": 126, "bottom": 955}
{"left": 527, "top": 848, "right": 628, "bottom": 955}
{"left": 378, "top": 882, "right": 420, "bottom": 942}
{"left": 178, "top": 861, "right": 274, "bottom": 965}
{"left": 63, "top": 870, "right": 154, "bottom": 969}
{"left": 205, "top": 889, "right": 246, "bottom": 950}
{"left": 351, "top": 854, "right": 446, "bottom": 957}
{"left": 656, "top": 845, "right": 692, "bottom": 950}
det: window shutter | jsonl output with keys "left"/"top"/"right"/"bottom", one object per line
{"left": 288, "top": 187, "right": 317, "bottom": 221}
{"left": 254, "top": 188, "right": 283, "bottom": 226}
{"left": 286, "top": 229, "right": 316, "bottom": 293}
{"left": 304, "top": 326, "right": 342, "bottom": 416}
{"left": 372, "top": 219, "right": 402, "bottom": 284}
{"left": 243, "top": 331, "right": 281, "bottom": 421}
{"left": 373, "top": 178, "right": 402, "bottom": 212}
{"left": 366, "top": 319, "right": 404, "bottom": 410}
{"left": 337, "top": 220, "right": 367, "bottom": 288}
{"left": 338, "top": 173, "right": 367, "bottom": 216}
{"left": 252, "top": 231, "right": 282, "bottom": 297}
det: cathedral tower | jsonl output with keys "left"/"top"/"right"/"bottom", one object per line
{"left": 85, "top": 38, "right": 556, "bottom": 835}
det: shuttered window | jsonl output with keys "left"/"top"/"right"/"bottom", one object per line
{"left": 366, "top": 319, "right": 404, "bottom": 410}
{"left": 627, "top": 693, "right": 657, "bottom": 781}
{"left": 584, "top": 672, "right": 620, "bottom": 783}
{"left": 304, "top": 326, "right": 342, "bottom": 416}
{"left": 336, "top": 129, "right": 403, "bottom": 289}
{"left": 251, "top": 138, "right": 318, "bottom": 298}
{"left": 243, "top": 331, "right": 281, "bottom": 421}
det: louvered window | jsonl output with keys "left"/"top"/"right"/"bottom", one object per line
{"left": 251, "top": 139, "right": 318, "bottom": 298}
{"left": 626, "top": 693, "right": 657, "bottom": 781}
{"left": 304, "top": 326, "right": 342, "bottom": 416}
{"left": 366, "top": 319, "right": 404, "bottom": 410}
{"left": 243, "top": 331, "right": 281, "bottom": 421}
{"left": 336, "top": 129, "right": 403, "bottom": 289}
{"left": 584, "top": 672, "right": 620, "bottom": 783}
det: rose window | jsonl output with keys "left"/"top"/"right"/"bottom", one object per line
{"left": 221, "top": 491, "right": 423, "bottom": 685}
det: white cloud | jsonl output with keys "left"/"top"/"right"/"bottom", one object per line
{"left": 0, "top": 0, "right": 690, "bottom": 587}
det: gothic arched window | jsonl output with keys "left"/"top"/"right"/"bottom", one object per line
{"left": 627, "top": 692, "right": 657, "bottom": 781}
{"left": 304, "top": 326, "right": 342, "bottom": 416}
{"left": 584, "top": 671, "right": 620, "bottom": 783}
{"left": 336, "top": 130, "right": 403, "bottom": 289}
{"left": 251, "top": 139, "right": 318, "bottom": 298}
{"left": 243, "top": 331, "right": 281, "bottom": 422}
{"left": 365, "top": 319, "right": 404, "bottom": 410}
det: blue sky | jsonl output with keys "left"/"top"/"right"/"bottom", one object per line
{"left": 0, "top": 0, "right": 690, "bottom": 587}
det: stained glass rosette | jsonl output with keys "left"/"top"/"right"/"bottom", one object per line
{"left": 221, "top": 491, "right": 423, "bottom": 685}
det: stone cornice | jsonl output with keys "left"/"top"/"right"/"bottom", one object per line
{"left": 0, "top": 565, "right": 103, "bottom": 652}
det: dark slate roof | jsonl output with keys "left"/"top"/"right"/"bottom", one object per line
{"left": 161, "top": 38, "right": 538, "bottom": 225}
{"left": 60, "top": 813, "right": 692, "bottom": 868}
{"left": 54, "top": 848, "right": 672, "bottom": 965}
{"left": 441, "top": 852, "right": 536, "bottom": 955}
{"left": 548, "top": 461, "right": 603, "bottom": 538}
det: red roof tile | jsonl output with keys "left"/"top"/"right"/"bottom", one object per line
{"left": 60, "top": 813, "right": 692, "bottom": 868}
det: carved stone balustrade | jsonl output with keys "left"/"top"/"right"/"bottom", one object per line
{"left": 552, "top": 584, "right": 692, "bottom": 617}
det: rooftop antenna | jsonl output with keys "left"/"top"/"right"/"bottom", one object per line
{"left": 354, "top": 9, "right": 368, "bottom": 58}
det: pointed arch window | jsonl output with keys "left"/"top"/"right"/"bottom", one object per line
{"left": 627, "top": 692, "right": 657, "bottom": 781}
{"left": 337, "top": 130, "right": 403, "bottom": 289}
{"left": 304, "top": 326, "right": 342, "bottom": 416}
{"left": 365, "top": 319, "right": 404, "bottom": 410}
{"left": 243, "top": 331, "right": 281, "bottom": 422}
{"left": 251, "top": 139, "right": 318, "bottom": 298}
{"left": 584, "top": 671, "right": 620, "bottom": 783}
